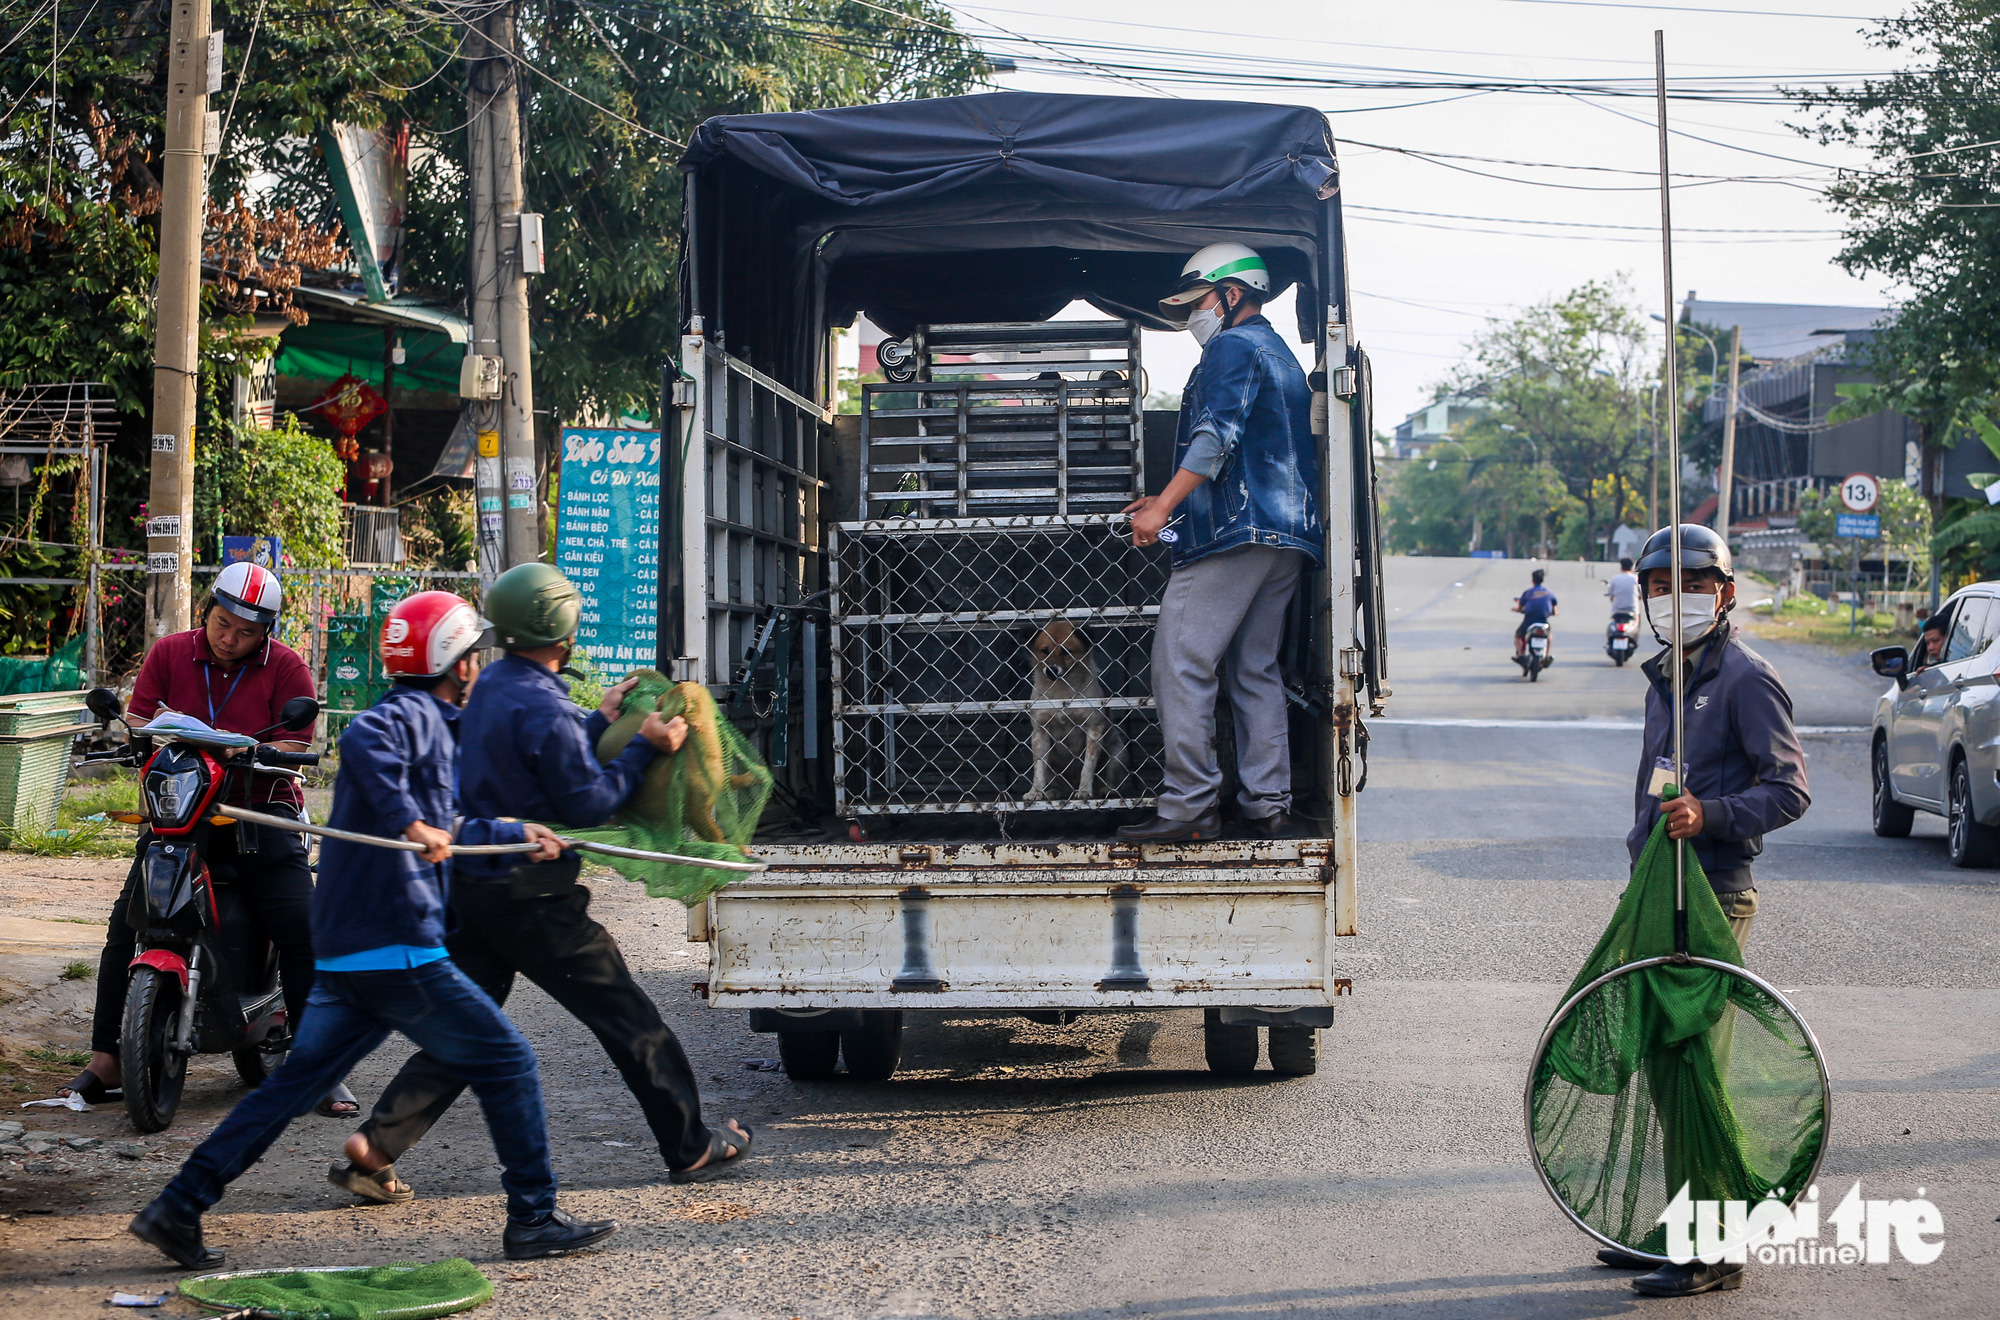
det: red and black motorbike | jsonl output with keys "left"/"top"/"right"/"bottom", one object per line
{"left": 83, "top": 688, "right": 320, "bottom": 1132}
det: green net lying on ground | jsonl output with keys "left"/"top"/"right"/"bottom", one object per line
{"left": 565, "top": 670, "right": 771, "bottom": 906}
{"left": 1530, "top": 808, "right": 1826, "bottom": 1256}
{"left": 178, "top": 1260, "right": 492, "bottom": 1320}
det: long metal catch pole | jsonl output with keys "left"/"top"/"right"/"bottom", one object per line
{"left": 1655, "top": 30, "right": 1689, "bottom": 953}
{"left": 214, "top": 804, "right": 767, "bottom": 873}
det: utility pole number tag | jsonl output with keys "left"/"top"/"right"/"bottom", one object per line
{"left": 152, "top": 433, "right": 177, "bottom": 453}
{"left": 145, "top": 516, "right": 181, "bottom": 538}
{"left": 147, "top": 553, "right": 179, "bottom": 574}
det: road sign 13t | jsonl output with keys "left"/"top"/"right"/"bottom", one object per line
{"left": 1840, "top": 472, "right": 1881, "bottom": 514}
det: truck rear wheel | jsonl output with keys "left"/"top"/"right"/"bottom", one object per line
{"left": 1268, "top": 1026, "right": 1319, "bottom": 1076}
{"left": 840, "top": 1010, "right": 903, "bottom": 1082}
{"left": 1203, "top": 1009, "right": 1258, "bottom": 1077}
{"left": 777, "top": 1030, "right": 840, "bottom": 1081}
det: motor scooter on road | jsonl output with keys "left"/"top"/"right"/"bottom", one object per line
{"left": 81, "top": 688, "right": 320, "bottom": 1132}
{"left": 1522, "top": 621, "right": 1553, "bottom": 682}
{"left": 1605, "top": 612, "right": 1638, "bottom": 667}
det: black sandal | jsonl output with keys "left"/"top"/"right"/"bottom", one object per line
{"left": 328, "top": 1160, "right": 415, "bottom": 1204}
{"left": 669, "top": 1122, "right": 753, "bottom": 1184}
{"left": 58, "top": 1069, "right": 122, "bottom": 1104}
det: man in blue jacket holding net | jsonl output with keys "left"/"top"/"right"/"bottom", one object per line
{"left": 1611, "top": 523, "right": 1810, "bottom": 1297}
{"left": 129, "top": 592, "right": 606, "bottom": 1269}
{"left": 1121, "top": 243, "right": 1322, "bottom": 842}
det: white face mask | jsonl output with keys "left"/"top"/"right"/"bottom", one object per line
{"left": 1187, "top": 306, "right": 1225, "bottom": 346}
{"left": 1645, "top": 592, "right": 1721, "bottom": 646}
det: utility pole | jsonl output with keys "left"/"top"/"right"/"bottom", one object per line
{"left": 462, "top": 2, "right": 540, "bottom": 572}
{"left": 145, "top": 0, "right": 212, "bottom": 645}
{"left": 1714, "top": 324, "right": 1741, "bottom": 540}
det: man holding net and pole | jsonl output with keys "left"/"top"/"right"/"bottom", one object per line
{"left": 336, "top": 563, "right": 756, "bottom": 1198}
{"left": 1528, "top": 37, "right": 1828, "bottom": 1300}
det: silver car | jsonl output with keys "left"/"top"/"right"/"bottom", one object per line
{"left": 1871, "top": 583, "right": 2000, "bottom": 866}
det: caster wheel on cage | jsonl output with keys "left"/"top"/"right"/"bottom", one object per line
{"left": 848, "top": 820, "right": 870, "bottom": 843}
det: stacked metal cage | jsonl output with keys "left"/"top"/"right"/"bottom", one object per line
{"left": 832, "top": 321, "right": 1166, "bottom": 820}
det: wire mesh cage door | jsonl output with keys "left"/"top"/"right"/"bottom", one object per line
{"left": 830, "top": 515, "right": 1170, "bottom": 819}
{"left": 1526, "top": 955, "right": 1831, "bottom": 1264}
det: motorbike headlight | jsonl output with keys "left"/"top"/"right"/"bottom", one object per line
{"left": 146, "top": 766, "right": 205, "bottom": 829}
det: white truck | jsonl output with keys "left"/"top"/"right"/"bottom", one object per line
{"left": 662, "top": 91, "right": 1387, "bottom": 1080}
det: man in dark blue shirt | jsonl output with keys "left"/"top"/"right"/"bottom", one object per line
{"left": 1513, "top": 568, "right": 1558, "bottom": 667}
{"left": 342, "top": 564, "right": 754, "bottom": 1195}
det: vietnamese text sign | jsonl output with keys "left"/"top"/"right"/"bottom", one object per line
{"left": 1836, "top": 513, "right": 1880, "bottom": 539}
{"left": 555, "top": 428, "right": 660, "bottom": 680}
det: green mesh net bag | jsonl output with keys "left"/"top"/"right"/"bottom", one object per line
{"left": 178, "top": 1260, "right": 492, "bottom": 1320}
{"left": 564, "top": 670, "right": 772, "bottom": 906}
{"left": 1527, "top": 807, "right": 1829, "bottom": 1261}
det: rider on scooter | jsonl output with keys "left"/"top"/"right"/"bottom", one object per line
{"left": 1513, "top": 568, "right": 1558, "bottom": 668}
{"left": 1606, "top": 556, "right": 1639, "bottom": 623}
{"left": 61, "top": 563, "right": 357, "bottom": 1118}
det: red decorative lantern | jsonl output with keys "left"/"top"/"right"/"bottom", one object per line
{"left": 313, "top": 373, "right": 388, "bottom": 460}
{"left": 349, "top": 450, "right": 394, "bottom": 504}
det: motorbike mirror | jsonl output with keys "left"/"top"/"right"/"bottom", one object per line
{"left": 1870, "top": 646, "right": 1909, "bottom": 686}
{"left": 85, "top": 687, "right": 123, "bottom": 725}
{"left": 278, "top": 696, "right": 321, "bottom": 732}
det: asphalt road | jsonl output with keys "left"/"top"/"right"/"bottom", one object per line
{"left": 6, "top": 556, "right": 1995, "bottom": 1319}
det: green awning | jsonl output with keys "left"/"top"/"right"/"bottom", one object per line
{"left": 274, "top": 320, "right": 461, "bottom": 396}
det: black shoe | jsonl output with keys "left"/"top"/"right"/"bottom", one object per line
{"left": 129, "top": 1199, "right": 224, "bottom": 1270}
{"left": 1596, "top": 1247, "right": 1656, "bottom": 1270}
{"left": 1239, "top": 811, "right": 1297, "bottom": 839}
{"left": 1116, "top": 811, "right": 1222, "bottom": 843}
{"left": 1631, "top": 1260, "right": 1744, "bottom": 1296}
{"left": 503, "top": 1207, "right": 619, "bottom": 1260}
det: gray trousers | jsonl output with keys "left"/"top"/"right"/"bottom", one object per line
{"left": 1152, "top": 545, "right": 1305, "bottom": 821}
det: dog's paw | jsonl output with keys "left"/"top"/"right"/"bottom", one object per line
{"left": 1068, "top": 786, "right": 1096, "bottom": 801}
{"left": 1023, "top": 787, "right": 1052, "bottom": 802}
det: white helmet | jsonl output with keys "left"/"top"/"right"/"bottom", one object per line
{"left": 1160, "top": 242, "right": 1272, "bottom": 321}
{"left": 212, "top": 561, "right": 283, "bottom": 628}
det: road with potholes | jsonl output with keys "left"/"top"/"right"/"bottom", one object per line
{"left": 3, "top": 555, "right": 1995, "bottom": 1319}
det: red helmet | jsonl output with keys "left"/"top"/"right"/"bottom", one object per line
{"left": 381, "top": 591, "right": 491, "bottom": 678}
{"left": 213, "top": 561, "right": 283, "bottom": 627}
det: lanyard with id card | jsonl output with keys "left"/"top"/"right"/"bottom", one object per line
{"left": 1646, "top": 755, "right": 1678, "bottom": 798}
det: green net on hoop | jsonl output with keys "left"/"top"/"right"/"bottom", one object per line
{"left": 178, "top": 1260, "right": 492, "bottom": 1320}
{"left": 565, "top": 670, "right": 771, "bottom": 906}
{"left": 1529, "top": 810, "right": 1827, "bottom": 1257}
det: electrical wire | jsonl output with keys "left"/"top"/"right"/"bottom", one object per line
{"left": 1346, "top": 202, "right": 1838, "bottom": 233}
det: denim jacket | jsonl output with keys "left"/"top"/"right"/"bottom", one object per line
{"left": 1171, "top": 314, "right": 1323, "bottom": 568}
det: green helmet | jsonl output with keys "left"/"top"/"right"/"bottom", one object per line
{"left": 484, "top": 563, "right": 581, "bottom": 649}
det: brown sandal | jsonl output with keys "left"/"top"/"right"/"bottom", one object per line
{"left": 328, "top": 1160, "right": 414, "bottom": 1204}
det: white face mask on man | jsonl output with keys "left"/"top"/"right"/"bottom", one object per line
{"left": 1645, "top": 592, "right": 1722, "bottom": 646}
{"left": 1187, "top": 305, "right": 1225, "bottom": 346}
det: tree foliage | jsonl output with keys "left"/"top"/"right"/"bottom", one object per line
{"left": 194, "top": 419, "right": 348, "bottom": 567}
{"left": 1794, "top": 0, "right": 2000, "bottom": 486}
{"left": 1387, "top": 279, "right": 1656, "bottom": 559}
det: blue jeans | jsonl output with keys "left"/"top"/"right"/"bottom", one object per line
{"left": 158, "top": 960, "right": 556, "bottom": 1224}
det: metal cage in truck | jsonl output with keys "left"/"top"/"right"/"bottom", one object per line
{"left": 662, "top": 91, "right": 1388, "bottom": 1080}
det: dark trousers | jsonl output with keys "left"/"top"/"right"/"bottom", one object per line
{"left": 93, "top": 822, "right": 315, "bottom": 1056}
{"left": 361, "top": 881, "right": 714, "bottom": 1169}
{"left": 159, "top": 960, "right": 556, "bottom": 1225}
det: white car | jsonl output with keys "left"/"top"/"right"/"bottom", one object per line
{"left": 1871, "top": 583, "right": 2000, "bottom": 866}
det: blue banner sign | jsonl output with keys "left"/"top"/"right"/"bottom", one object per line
{"left": 555, "top": 428, "right": 660, "bottom": 680}
{"left": 1836, "top": 513, "right": 1881, "bottom": 540}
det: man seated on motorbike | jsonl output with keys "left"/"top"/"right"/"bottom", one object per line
{"left": 1513, "top": 568, "right": 1558, "bottom": 667}
{"left": 1606, "top": 556, "right": 1638, "bottom": 621}
{"left": 62, "top": 562, "right": 358, "bottom": 1118}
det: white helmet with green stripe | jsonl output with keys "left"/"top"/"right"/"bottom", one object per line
{"left": 1159, "top": 242, "right": 1271, "bottom": 321}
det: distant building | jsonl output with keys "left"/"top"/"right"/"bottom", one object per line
{"left": 1680, "top": 294, "right": 1889, "bottom": 365}
{"left": 1391, "top": 387, "right": 1488, "bottom": 460}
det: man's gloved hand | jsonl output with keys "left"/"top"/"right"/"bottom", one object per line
{"left": 1663, "top": 793, "right": 1706, "bottom": 839}
{"left": 521, "top": 821, "right": 564, "bottom": 862}
{"left": 403, "top": 819, "right": 452, "bottom": 863}
{"left": 639, "top": 712, "right": 687, "bottom": 754}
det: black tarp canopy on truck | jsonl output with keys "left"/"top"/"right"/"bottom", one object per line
{"left": 677, "top": 91, "right": 1344, "bottom": 394}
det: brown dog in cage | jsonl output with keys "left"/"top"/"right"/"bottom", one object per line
{"left": 1025, "top": 620, "right": 1128, "bottom": 801}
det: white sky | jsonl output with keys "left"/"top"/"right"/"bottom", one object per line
{"left": 937, "top": 0, "right": 1897, "bottom": 427}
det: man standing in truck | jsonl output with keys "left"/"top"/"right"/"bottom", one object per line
{"left": 1121, "top": 243, "right": 1322, "bottom": 842}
